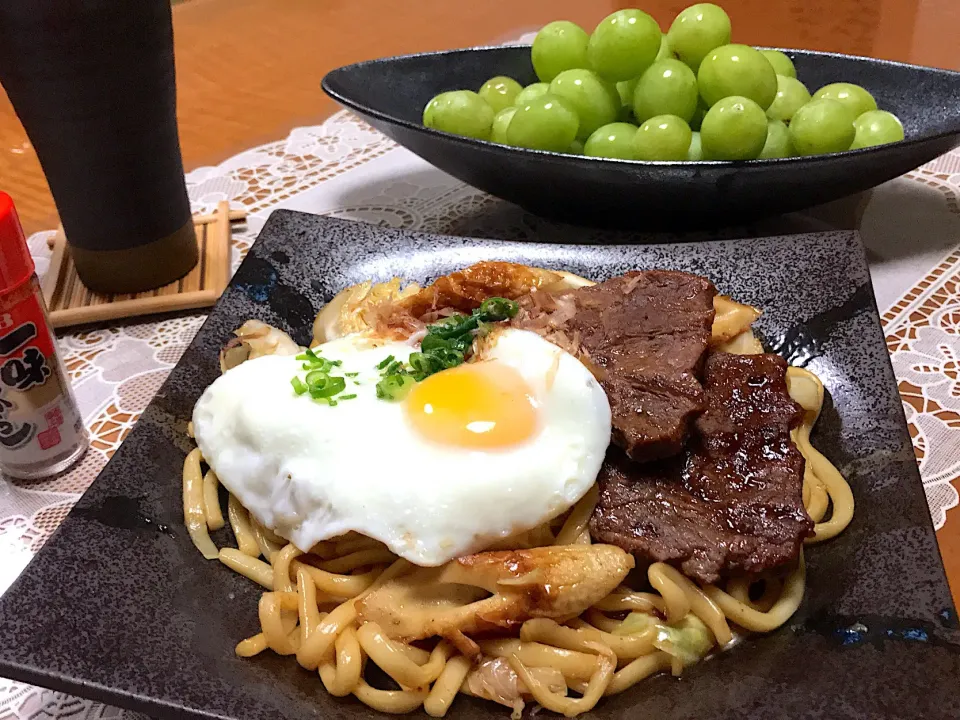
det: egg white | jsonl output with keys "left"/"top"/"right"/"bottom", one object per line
{"left": 192, "top": 329, "right": 611, "bottom": 566}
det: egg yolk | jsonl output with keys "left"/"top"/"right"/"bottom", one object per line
{"left": 404, "top": 362, "right": 539, "bottom": 449}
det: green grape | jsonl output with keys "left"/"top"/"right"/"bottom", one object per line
{"left": 850, "top": 110, "right": 904, "bottom": 149}
{"left": 549, "top": 69, "right": 619, "bottom": 139}
{"left": 505, "top": 93, "right": 580, "bottom": 152}
{"left": 667, "top": 3, "right": 731, "bottom": 72}
{"left": 632, "top": 58, "right": 699, "bottom": 124}
{"left": 613, "top": 38, "right": 672, "bottom": 119}
{"left": 698, "top": 44, "right": 778, "bottom": 109}
{"left": 788, "top": 98, "right": 855, "bottom": 155}
{"left": 490, "top": 107, "right": 517, "bottom": 144}
{"left": 813, "top": 83, "right": 878, "bottom": 120}
{"left": 760, "top": 50, "right": 796, "bottom": 79}
{"left": 514, "top": 83, "right": 550, "bottom": 107}
{"left": 584, "top": 122, "right": 639, "bottom": 159}
{"left": 587, "top": 9, "right": 662, "bottom": 82}
{"left": 478, "top": 76, "right": 523, "bottom": 114}
{"left": 531, "top": 21, "right": 590, "bottom": 82}
{"left": 758, "top": 119, "right": 792, "bottom": 158}
{"left": 687, "top": 130, "right": 704, "bottom": 160}
{"left": 765, "top": 75, "right": 811, "bottom": 122}
{"left": 422, "top": 90, "right": 495, "bottom": 140}
{"left": 632, "top": 114, "right": 692, "bottom": 161}
{"left": 700, "top": 95, "right": 768, "bottom": 160}
{"left": 568, "top": 139, "right": 585, "bottom": 154}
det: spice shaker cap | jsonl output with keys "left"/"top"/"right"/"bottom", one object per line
{"left": 0, "top": 192, "right": 36, "bottom": 296}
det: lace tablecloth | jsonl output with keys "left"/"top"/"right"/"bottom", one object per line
{"left": 3, "top": 109, "right": 960, "bottom": 719}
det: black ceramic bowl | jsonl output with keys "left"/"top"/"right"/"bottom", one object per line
{"left": 323, "top": 46, "right": 960, "bottom": 229}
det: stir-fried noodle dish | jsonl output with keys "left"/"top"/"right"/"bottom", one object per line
{"left": 183, "top": 262, "right": 853, "bottom": 717}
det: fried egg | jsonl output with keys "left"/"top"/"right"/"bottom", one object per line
{"left": 192, "top": 328, "right": 611, "bottom": 565}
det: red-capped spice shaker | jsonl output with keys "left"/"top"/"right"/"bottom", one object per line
{"left": 0, "top": 192, "right": 87, "bottom": 479}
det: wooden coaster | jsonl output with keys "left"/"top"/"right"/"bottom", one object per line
{"left": 41, "top": 201, "right": 245, "bottom": 329}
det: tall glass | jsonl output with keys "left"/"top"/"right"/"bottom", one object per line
{"left": 0, "top": 0, "right": 198, "bottom": 294}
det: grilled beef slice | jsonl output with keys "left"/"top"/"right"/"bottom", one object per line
{"left": 590, "top": 352, "right": 814, "bottom": 584}
{"left": 517, "top": 270, "right": 716, "bottom": 463}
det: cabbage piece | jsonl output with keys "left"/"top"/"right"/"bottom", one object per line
{"left": 653, "top": 614, "right": 715, "bottom": 667}
{"left": 613, "top": 610, "right": 659, "bottom": 636}
{"left": 465, "top": 656, "right": 566, "bottom": 710}
{"left": 614, "top": 612, "right": 714, "bottom": 667}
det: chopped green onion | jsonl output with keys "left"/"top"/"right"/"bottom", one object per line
{"left": 309, "top": 375, "right": 346, "bottom": 398}
{"left": 427, "top": 315, "right": 465, "bottom": 334}
{"left": 297, "top": 348, "right": 333, "bottom": 372}
{"left": 420, "top": 333, "right": 470, "bottom": 353}
{"left": 420, "top": 333, "right": 448, "bottom": 352}
{"left": 328, "top": 399, "right": 338, "bottom": 407}
{"left": 305, "top": 369, "right": 328, "bottom": 387}
{"left": 290, "top": 377, "right": 307, "bottom": 395}
{"left": 302, "top": 359, "right": 332, "bottom": 373}
{"left": 340, "top": 393, "right": 357, "bottom": 400}
{"left": 376, "top": 374, "right": 416, "bottom": 401}
{"left": 383, "top": 360, "right": 404, "bottom": 376}
{"left": 377, "top": 354, "right": 396, "bottom": 370}
{"left": 477, "top": 297, "right": 519, "bottom": 322}
{"left": 409, "top": 352, "right": 440, "bottom": 377}
{"left": 428, "top": 314, "right": 478, "bottom": 339}
{"left": 345, "top": 371, "right": 359, "bottom": 378}
{"left": 434, "top": 347, "right": 465, "bottom": 367}
{"left": 329, "top": 359, "right": 343, "bottom": 366}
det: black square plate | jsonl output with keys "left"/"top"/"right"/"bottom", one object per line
{"left": 0, "top": 212, "right": 957, "bottom": 720}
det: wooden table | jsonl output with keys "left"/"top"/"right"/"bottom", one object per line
{"left": 2, "top": 0, "right": 960, "bottom": 236}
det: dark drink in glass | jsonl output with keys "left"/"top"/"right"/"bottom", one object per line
{"left": 0, "top": 0, "right": 198, "bottom": 294}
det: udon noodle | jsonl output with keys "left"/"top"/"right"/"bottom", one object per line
{"left": 183, "top": 360, "right": 852, "bottom": 717}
